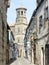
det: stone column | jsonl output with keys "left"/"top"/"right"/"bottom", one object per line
{"left": 32, "top": 48, "right": 34, "bottom": 64}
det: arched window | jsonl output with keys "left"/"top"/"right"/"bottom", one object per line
{"left": 21, "top": 11, "right": 23, "bottom": 15}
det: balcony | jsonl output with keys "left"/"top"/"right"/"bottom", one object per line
{"left": 5, "top": 0, "right": 10, "bottom": 8}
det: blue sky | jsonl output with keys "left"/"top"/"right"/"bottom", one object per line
{"left": 7, "top": 0, "right": 36, "bottom": 24}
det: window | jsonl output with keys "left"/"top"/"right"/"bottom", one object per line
{"left": 44, "top": 7, "right": 48, "bottom": 20}
{"left": 39, "top": 15, "right": 43, "bottom": 33}
{"left": 21, "top": 11, "right": 23, "bottom": 15}
{"left": 39, "top": 16, "right": 43, "bottom": 27}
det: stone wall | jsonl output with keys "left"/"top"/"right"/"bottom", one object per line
{"left": 0, "top": 0, "right": 7, "bottom": 65}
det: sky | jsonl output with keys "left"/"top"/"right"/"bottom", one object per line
{"left": 7, "top": 0, "right": 36, "bottom": 24}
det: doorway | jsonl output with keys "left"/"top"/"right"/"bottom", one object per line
{"left": 45, "top": 44, "right": 49, "bottom": 65}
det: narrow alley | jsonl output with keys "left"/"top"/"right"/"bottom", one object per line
{"left": 10, "top": 58, "right": 34, "bottom": 65}
{"left": 0, "top": 0, "right": 49, "bottom": 65}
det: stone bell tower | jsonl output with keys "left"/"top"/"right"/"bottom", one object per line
{"left": 15, "top": 6, "right": 28, "bottom": 57}
{"left": 16, "top": 6, "right": 27, "bottom": 23}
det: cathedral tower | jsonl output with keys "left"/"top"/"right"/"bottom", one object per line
{"left": 15, "top": 6, "right": 28, "bottom": 57}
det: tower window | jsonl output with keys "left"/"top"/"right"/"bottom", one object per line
{"left": 21, "top": 11, "right": 23, "bottom": 15}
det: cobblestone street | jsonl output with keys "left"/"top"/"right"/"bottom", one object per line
{"left": 10, "top": 58, "right": 34, "bottom": 65}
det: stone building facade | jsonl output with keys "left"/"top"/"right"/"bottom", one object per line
{"left": 0, "top": 0, "right": 10, "bottom": 65}
{"left": 7, "top": 24, "right": 16, "bottom": 64}
{"left": 10, "top": 6, "right": 28, "bottom": 57}
{"left": 24, "top": 0, "right": 49, "bottom": 65}
{"left": 36, "top": 0, "right": 49, "bottom": 65}
{"left": 9, "top": 30, "right": 16, "bottom": 61}
{"left": 24, "top": 11, "right": 37, "bottom": 63}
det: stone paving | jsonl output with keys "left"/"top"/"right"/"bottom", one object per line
{"left": 10, "top": 57, "right": 34, "bottom": 65}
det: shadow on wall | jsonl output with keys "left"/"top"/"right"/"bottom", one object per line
{"left": 8, "top": 58, "right": 17, "bottom": 65}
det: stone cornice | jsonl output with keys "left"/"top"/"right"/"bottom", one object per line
{"left": 15, "top": 22, "right": 28, "bottom": 25}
